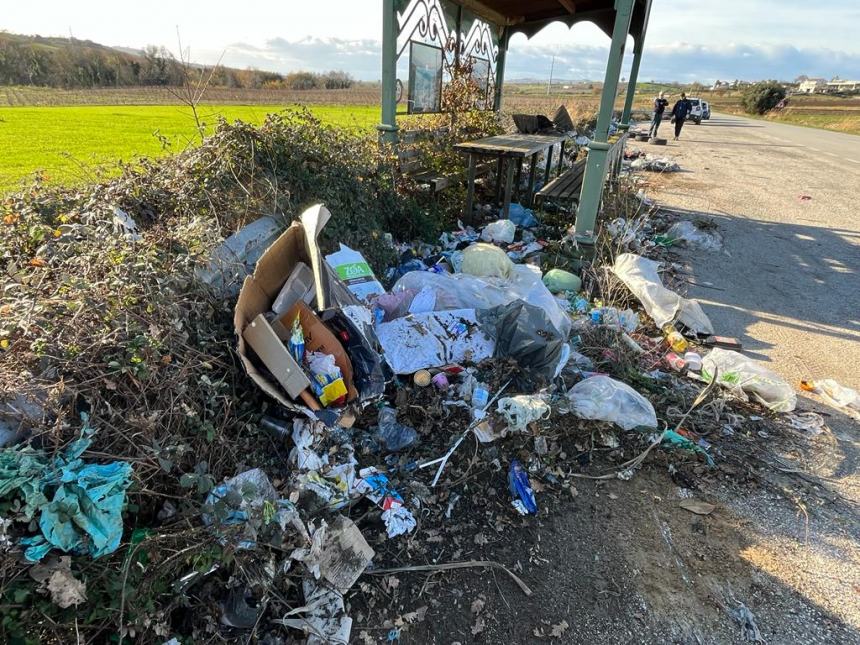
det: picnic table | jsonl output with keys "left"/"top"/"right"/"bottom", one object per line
{"left": 454, "top": 133, "right": 567, "bottom": 220}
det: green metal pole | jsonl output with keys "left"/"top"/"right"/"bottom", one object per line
{"left": 379, "top": 0, "right": 398, "bottom": 144}
{"left": 575, "top": 0, "right": 635, "bottom": 241}
{"left": 493, "top": 27, "right": 509, "bottom": 112}
{"left": 619, "top": 43, "right": 643, "bottom": 130}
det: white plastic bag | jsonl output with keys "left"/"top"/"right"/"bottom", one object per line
{"left": 480, "top": 219, "right": 516, "bottom": 244}
{"left": 393, "top": 264, "right": 571, "bottom": 339}
{"left": 701, "top": 348, "right": 796, "bottom": 412}
{"left": 567, "top": 375, "right": 657, "bottom": 430}
{"left": 667, "top": 220, "right": 723, "bottom": 252}
{"left": 612, "top": 253, "right": 714, "bottom": 334}
{"left": 496, "top": 395, "right": 551, "bottom": 432}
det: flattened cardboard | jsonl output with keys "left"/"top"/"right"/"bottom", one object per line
{"left": 242, "top": 314, "right": 311, "bottom": 398}
{"left": 318, "top": 515, "right": 374, "bottom": 593}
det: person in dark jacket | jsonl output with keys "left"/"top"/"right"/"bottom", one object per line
{"left": 671, "top": 92, "right": 692, "bottom": 140}
{"left": 649, "top": 91, "right": 669, "bottom": 137}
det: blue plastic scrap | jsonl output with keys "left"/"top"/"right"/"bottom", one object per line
{"left": 507, "top": 459, "right": 538, "bottom": 515}
{"left": 662, "top": 430, "right": 715, "bottom": 466}
{"left": 0, "top": 416, "right": 133, "bottom": 561}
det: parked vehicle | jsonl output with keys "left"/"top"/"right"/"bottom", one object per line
{"left": 702, "top": 101, "right": 711, "bottom": 120}
{"left": 688, "top": 97, "right": 704, "bottom": 124}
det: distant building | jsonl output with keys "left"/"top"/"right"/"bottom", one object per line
{"left": 798, "top": 78, "right": 826, "bottom": 93}
{"left": 711, "top": 79, "right": 732, "bottom": 90}
{"left": 826, "top": 79, "right": 860, "bottom": 93}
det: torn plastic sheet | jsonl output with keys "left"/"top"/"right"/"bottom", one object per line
{"left": 202, "top": 468, "right": 305, "bottom": 549}
{"left": 0, "top": 418, "right": 133, "bottom": 561}
{"left": 276, "top": 579, "right": 352, "bottom": 645}
{"left": 611, "top": 253, "right": 714, "bottom": 335}
{"left": 314, "top": 515, "right": 374, "bottom": 592}
{"left": 353, "top": 467, "right": 416, "bottom": 538}
{"left": 376, "top": 309, "right": 495, "bottom": 374}
{"left": 393, "top": 263, "right": 571, "bottom": 339}
{"left": 29, "top": 556, "right": 88, "bottom": 608}
{"left": 291, "top": 419, "right": 329, "bottom": 471}
{"left": 496, "top": 395, "right": 551, "bottom": 432}
{"left": 666, "top": 220, "right": 723, "bottom": 252}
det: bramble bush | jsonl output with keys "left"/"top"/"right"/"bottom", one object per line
{"left": 741, "top": 81, "right": 786, "bottom": 115}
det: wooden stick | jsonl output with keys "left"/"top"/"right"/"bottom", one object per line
{"left": 367, "top": 560, "right": 533, "bottom": 597}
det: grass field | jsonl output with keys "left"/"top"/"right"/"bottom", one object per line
{"left": 2, "top": 84, "right": 858, "bottom": 193}
{"left": 0, "top": 102, "right": 379, "bottom": 191}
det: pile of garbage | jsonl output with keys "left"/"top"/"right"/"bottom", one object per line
{"left": 3, "top": 123, "right": 852, "bottom": 641}
{"left": 628, "top": 153, "right": 681, "bottom": 173}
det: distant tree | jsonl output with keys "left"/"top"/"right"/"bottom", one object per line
{"left": 322, "top": 70, "right": 353, "bottom": 89}
{"left": 740, "top": 81, "right": 787, "bottom": 115}
{"left": 285, "top": 71, "right": 318, "bottom": 90}
{"left": 140, "top": 45, "right": 181, "bottom": 85}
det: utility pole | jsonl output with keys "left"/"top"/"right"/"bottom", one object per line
{"left": 547, "top": 55, "right": 555, "bottom": 95}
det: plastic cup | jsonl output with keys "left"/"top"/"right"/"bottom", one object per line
{"left": 684, "top": 352, "right": 703, "bottom": 372}
{"left": 431, "top": 372, "right": 449, "bottom": 390}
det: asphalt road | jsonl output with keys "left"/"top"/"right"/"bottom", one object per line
{"left": 645, "top": 112, "right": 860, "bottom": 395}
{"left": 712, "top": 112, "right": 860, "bottom": 164}
{"left": 640, "top": 111, "right": 860, "bottom": 640}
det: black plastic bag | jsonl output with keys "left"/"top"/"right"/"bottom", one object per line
{"left": 478, "top": 300, "right": 566, "bottom": 382}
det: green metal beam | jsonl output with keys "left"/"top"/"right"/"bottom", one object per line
{"left": 379, "top": 0, "right": 398, "bottom": 144}
{"left": 493, "top": 27, "right": 509, "bottom": 111}
{"left": 620, "top": 0, "right": 652, "bottom": 129}
{"left": 574, "top": 0, "right": 635, "bottom": 241}
{"left": 619, "top": 42, "right": 643, "bottom": 130}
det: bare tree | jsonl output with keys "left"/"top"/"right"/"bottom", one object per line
{"left": 168, "top": 28, "right": 225, "bottom": 142}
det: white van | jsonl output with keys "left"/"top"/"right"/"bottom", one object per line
{"left": 688, "top": 97, "right": 704, "bottom": 124}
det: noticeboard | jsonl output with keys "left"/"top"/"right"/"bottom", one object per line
{"left": 408, "top": 41, "right": 443, "bottom": 114}
{"left": 470, "top": 56, "right": 490, "bottom": 110}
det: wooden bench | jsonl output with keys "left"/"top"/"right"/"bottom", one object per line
{"left": 399, "top": 127, "right": 490, "bottom": 194}
{"left": 535, "top": 157, "right": 587, "bottom": 207}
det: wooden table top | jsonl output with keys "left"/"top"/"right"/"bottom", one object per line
{"left": 453, "top": 133, "right": 566, "bottom": 158}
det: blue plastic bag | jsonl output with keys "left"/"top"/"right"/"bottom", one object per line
{"left": 508, "top": 203, "right": 539, "bottom": 228}
{"left": 1, "top": 416, "right": 133, "bottom": 561}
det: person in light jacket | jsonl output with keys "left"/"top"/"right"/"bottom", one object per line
{"left": 649, "top": 91, "right": 669, "bottom": 137}
{"left": 671, "top": 92, "right": 692, "bottom": 140}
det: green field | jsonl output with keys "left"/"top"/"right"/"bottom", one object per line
{"left": 0, "top": 103, "right": 379, "bottom": 191}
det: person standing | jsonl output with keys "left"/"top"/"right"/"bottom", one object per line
{"left": 671, "top": 92, "right": 692, "bottom": 140}
{"left": 649, "top": 91, "right": 669, "bottom": 137}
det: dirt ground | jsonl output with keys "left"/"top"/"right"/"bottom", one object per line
{"left": 349, "top": 116, "right": 860, "bottom": 644}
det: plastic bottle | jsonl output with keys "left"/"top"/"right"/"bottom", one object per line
{"left": 472, "top": 383, "right": 490, "bottom": 409}
{"left": 663, "top": 324, "right": 688, "bottom": 353}
{"left": 377, "top": 406, "right": 418, "bottom": 452}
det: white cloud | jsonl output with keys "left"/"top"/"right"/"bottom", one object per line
{"left": 3, "top": 0, "right": 858, "bottom": 83}
{"left": 211, "top": 35, "right": 860, "bottom": 84}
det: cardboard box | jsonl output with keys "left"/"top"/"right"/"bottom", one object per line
{"left": 234, "top": 205, "right": 363, "bottom": 410}
{"left": 273, "top": 301, "right": 358, "bottom": 403}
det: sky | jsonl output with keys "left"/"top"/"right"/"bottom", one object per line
{"left": 4, "top": 0, "right": 860, "bottom": 83}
